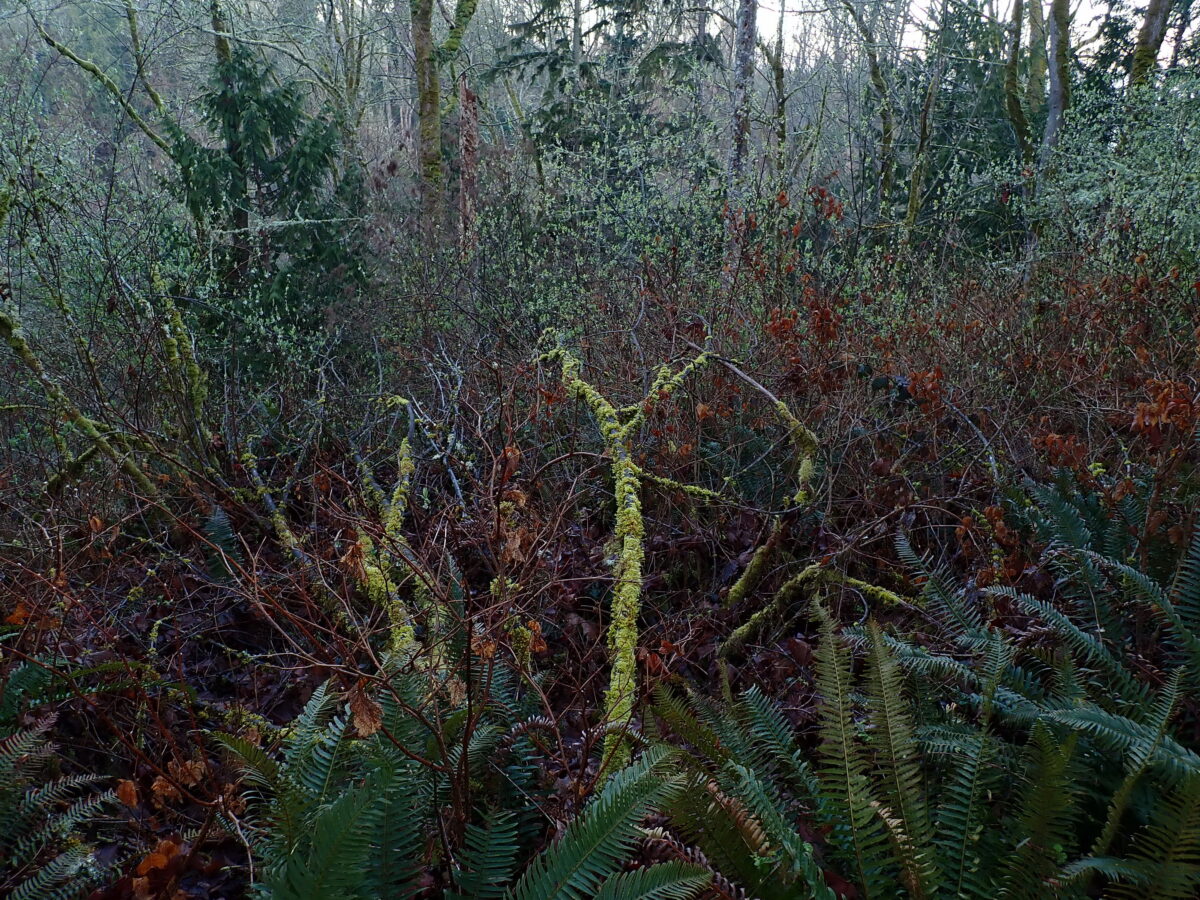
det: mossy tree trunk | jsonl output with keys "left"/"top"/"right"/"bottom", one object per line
{"left": 1038, "top": 0, "right": 1070, "bottom": 169}
{"left": 411, "top": 0, "right": 441, "bottom": 216}
{"left": 1131, "top": 0, "right": 1174, "bottom": 87}
{"left": 727, "top": 0, "right": 757, "bottom": 205}
{"left": 841, "top": 0, "right": 895, "bottom": 210}
{"left": 410, "top": 0, "right": 479, "bottom": 221}
{"left": 1004, "top": 0, "right": 1034, "bottom": 162}
{"left": 210, "top": 1, "right": 250, "bottom": 282}
{"left": 1026, "top": 0, "right": 1048, "bottom": 113}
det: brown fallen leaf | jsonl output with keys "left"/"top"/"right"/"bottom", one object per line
{"left": 350, "top": 681, "right": 382, "bottom": 737}
{"left": 116, "top": 779, "right": 139, "bottom": 807}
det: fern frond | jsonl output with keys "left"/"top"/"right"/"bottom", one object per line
{"left": 590, "top": 861, "right": 711, "bottom": 900}
{"left": 1083, "top": 550, "right": 1200, "bottom": 681}
{"left": 896, "top": 534, "right": 984, "bottom": 637}
{"left": 650, "top": 686, "right": 730, "bottom": 766}
{"left": 996, "top": 723, "right": 1080, "bottom": 898}
{"left": 363, "top": 760, "right": 424, "bottom": 898}
{"left": 1051, "top": 703, "right": 1200, "bottom": 788}
{"left": 990, "top": 586, "right": 1147, "bottom": 706}
{"left": 7, "top": 843, "right": 98, "bottom": 900}
{"left": 725, "top": 760, "right": 837, "bottom": 899}
{"left": 664, "top": 772, "right": 771, "bottom": 895}
{"left": 932, "top": 728, "right": 996, "bottom": 899}
{"left": 507, "top": 746, "right": 681, "bottom": 900}
{"left": 1171, "top": 524, "right": 1200, "bottom": 633}
{"left": 266, "top": 768, "right": 392, "bottom": 900}
{"left": 739, "top": 685, "right": 820, "bottom": 804}
{"left": 813, "top": 605, "right": 894, "bottom": 898}
{"left": 283, "top": 681, "right": 338, "bottom": 770}
{"left": 865, "top": 622, "right": 938, "bottom": 897}
{"left": 449, "top": 809, "right": 521, "bottom": 899}
{"left": 204, "top": 505, "right": 243, "bottom": 578}
{"left": 1103, "top": 773, "right": 1200, "bottom": 900}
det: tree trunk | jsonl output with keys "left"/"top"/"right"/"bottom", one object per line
{"left": 841, "top": 0, "right": 894, "bottom": 209}
{"left": 412, "top": 0, "right": 441, "bottom": 215}
{"left": 762, "top": 38, "right": 787, "bottom": 179}
{"left": 1169, "top": 0, "right": 1194, "bottom": 69}
{"left": 904, "top": 58, "right": 942, "bottom": 233}
{"left": 392, "top": 0, "right": 413, "bottom": 136}
{"left": 1039, "top": 0, "right": 1070, "bottom": 168}
{"left": 1130, "top": 0, "right": 1173, "bottom": 86}
{"left": 210, "top": 1, "right": 250, "bottom": 281}
{"left": 573, "top": 0, "right": 583, "bottom": 68}
{"left": 458, "top": 77, "right": 479, "bottom": 250}
{"left": 1026, "top": 0, "right": 1048, "bottom": 112}
{"left": 1004, "top": 0, "right": 1034, "bottom": 161}
{"left": 727, "top": 0, "right": 757, "bottom": 205}
{"left": 1024, "top": 0, "right": 1070, "bottom": 284}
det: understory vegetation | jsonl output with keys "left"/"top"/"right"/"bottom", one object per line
{"left": 2, "top": 0, "right": 1199, "bottom": 896}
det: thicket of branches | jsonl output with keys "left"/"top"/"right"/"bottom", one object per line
{"left": 1, "top": 0, "right": 1199, "bottom": 896}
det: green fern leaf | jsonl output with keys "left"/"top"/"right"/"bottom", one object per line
{"left": 449, "top": 809, "right": 522, "bottom": 899}
{"left": 590, "top": 861, "right": 711, "bottom": 899}
{"left": 507, "top": 746, "right": 681, "bottom": 900}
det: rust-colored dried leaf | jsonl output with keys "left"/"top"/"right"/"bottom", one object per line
{"left": 350, "top": 682, "right": 382, "bottom": 737}
{"left": 117, "top": 779, "right": 139, "bottom": 807}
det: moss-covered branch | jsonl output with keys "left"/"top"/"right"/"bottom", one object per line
{"left": 720, "top": 564, "right": 904, "bottom": 659}
{"left": 31, "top": 17, "right": 172, "bottom": 157}
{"left": 0, "top": 305, "right": 160, "bottom": 501}
{"left": 692, "top": 350, "right": 818, "bottom": 609}
{"left": 360, "top": 439, "right": 422, "bottom": 654}
{"left": 541, "top": 338, "right": 710, "bottom": 771}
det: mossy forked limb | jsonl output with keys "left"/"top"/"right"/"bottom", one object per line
{"left": 719, "top": 564, "right": 905, "bottom": 660}
{"left": 717, "top": 362, "right": 818, "bottom": 610}
{"left": 541, "top": 339, "right": 709, "bottom": 772}
{"left": 0, "top": 305, "right": 160, "bottom": 502}
{"left": 357, "top": 436, "right": 424, "bottom": 655}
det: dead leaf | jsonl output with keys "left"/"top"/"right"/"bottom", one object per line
{"left": 350, "top": 681, "right": 382, "bottom": 737}
{"left": 135, "top": 839, "right": 181, "bottom": 876}
{"left": 151, "top": 775, "right": 181, "bottom": 806}
{"left": 471, "top": 633, "right": 498, "bottom": 659}
{"left": 117, "top": 779, "right": 139, "bottom": 807}
{"left": 168, "top": 757, "right": 205, "bottom": 788}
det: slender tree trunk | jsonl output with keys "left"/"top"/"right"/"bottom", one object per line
{"left": 904, "top": 57, "right": 942, "bottom": 233}
{"left": 761, "top": 36, "right": 787, "bottom": 180}
{"left": 411, "top": 0, "right": 441, "bottom": 215}
{"left": 727, "top": 0, "right": 757, "bottom": 205}
{"left": 1039, "top": 0, "right": 1070, "bottom": 169}
{"left": 1130, "top": 0, "right": 1173, "bottom": 86}
{"left": 210, "top": 1, "right": 250, "bottom": 280}
{"left": 841, "top": 0, "right": 894, "bottom": 209}
{"left": 772, "top": 2, "right": 787, "bottom": 175}
{"left": 392, "top": 0, "right": 413, "bottom": 135}
{"left": 382, "top": 50, "right": 394, "bottom": 131}
{"left": 1169, "top": 0, "right": 1194, "bottom": 69}
{"left": 572, "top": 0, "right": 583, "bottom": 68}
{"left": 1024, "top": 0, "right": 1070, "bottom": 284}
{"left": 1026, "top": 0, "right": 1048, "bottom": 112}
{"left": 1004, "top": 0, "right": 1034, "bottom": 161}
{"left": 458, "top": 77, "right": 479, "bottom": 250}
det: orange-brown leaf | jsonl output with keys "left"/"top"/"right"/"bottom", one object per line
{"left": 350, "top": 682, "right": 382, "bottom": 737}
{"left": 117, "top": 779, "right": 139, "bottom": 807}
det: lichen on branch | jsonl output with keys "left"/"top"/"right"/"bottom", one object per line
{"left": 539, "top": 335, "right": 708, "bottom": 771}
